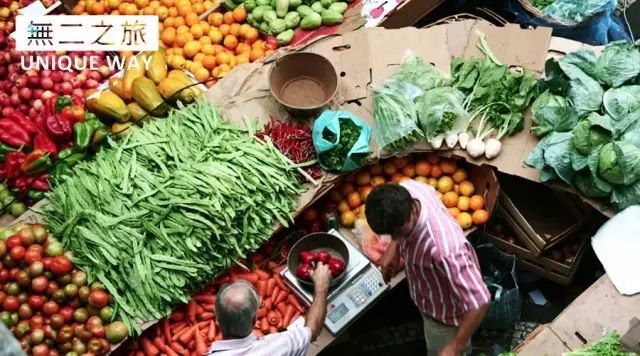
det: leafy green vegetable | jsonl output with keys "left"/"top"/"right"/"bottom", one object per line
{"left": 415, "top": 87, "right": 469, "bottom": 139}
{"left": 612, "top": 180, "right": 640, "bottom": 210}
{"left": 318, "top": 118, "right": 367, "bottom": 171}
{"left": 372, "top": 81, "right": 423, "bottom": 155}
{"left": 531, "top": 90, "right": 579, "bottom": 136}
{"left": 574, "top": 170, "right": 611, "bottom": 198}
{"left": 558, "top": 61, "right": 604, "bottom": 116}
{"left": 595, "top": 40, "right": 640, "bottom": 88}
{"left": 42, "top": 101, "right": 305, "bottom": 333}
{"left": 392, "top": 53, "right": 449, "bottom": 91}
{"left": 565, "top": 330, "right": 636, "bottom": 355}
{"left": 622, "top": 113, "right": 640, "bottom": 147}
{"left": 598, "top": 141, "right": 640, "bottom": 185}
{"left": 560, "top": 49, "right": 598, "bottom": 79}
{"left": 571, "top": 113, "right": 613, "bottom": 156}
{"left": 603, "top": 85, "right": 640, "bottom": 120}
{"left": 525, "top": 131, "right": 575, "bottom": 184}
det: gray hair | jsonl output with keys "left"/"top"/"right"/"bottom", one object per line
{"left": 215, "top": 281, "right": 259, "bottom": 338}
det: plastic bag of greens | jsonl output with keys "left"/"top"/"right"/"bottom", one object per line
{"left": 416, "top": 86, "right": 469, "bottom": 148}
{"left": 372, "top": 80, "right": 424, "bottom": 157}
{"left": 391, "top": 52, "right": 450, "bottom": 92}
{"left": 312, "top": 110, "right": 371, "bottom": 172}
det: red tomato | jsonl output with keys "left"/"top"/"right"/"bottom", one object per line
{"left": 41, "top": 257, "right": 52, "bottom": 270}
{"left": 31, "top": 344, "right": 49, "bottom": 356}
{"left": 3, "top": 296, "right": 20, "bottom": 311}
{"left": 31, "top": 276, "right": 49, "bottom": 294}
{"left": 59, "top": 306, "right": 74, "bottom": 322}
{"left": 9, "top": 246, "right": 26, "bottom": 261}
{"left": 6, "top": 235, "right": 23, "bottom": 249}
{"left": 49, "top": 256, "right": 72, "bottom": 276}
{"left": 42, "top": 301, "right": 59, "bottom": 316}
{"left": 88, "top": 291, "right": 109, "bottom": 309}
{"left": 24, "top": 249, "right": 42, "bottom": 265}
{"left": 17, "top": 228, "right": 35, "bottom": 246}
{"left": 28, "top": 295, "right": 45, "bottom": 310}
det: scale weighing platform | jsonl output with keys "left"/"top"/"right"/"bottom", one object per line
{"left": 281, "top": 229, "right": 389, "bottom": 335}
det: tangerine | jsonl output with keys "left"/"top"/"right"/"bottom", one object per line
{"left": 472, "top": 209, "right": 489, "bottom": 225}
{"left": 442, "top": 191, "right": 459, "bottom": 208}
{"left": 469, "top": 195, "right": 485, "bottom": 211}
{"left": 415, "top": 160, "right": 431, "bottom": 176}
{"left": 440, "top": 159, "right": 457, "bottom": 175}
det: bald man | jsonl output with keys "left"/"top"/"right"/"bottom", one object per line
{"left": 206, "top": 262, "right": 331, "bottom": 356}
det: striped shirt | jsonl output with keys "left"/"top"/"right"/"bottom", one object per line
{"left": 399, "top": 180, "right": 490, "bottom": 326}
{"left": 206, "top": 326, "right": 311, "bottom": 356}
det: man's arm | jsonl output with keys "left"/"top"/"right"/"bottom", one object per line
{"left": 379, "top": 239, "right": 400, "bottom": 282}
{"left": 305, "top": 262, "right": 331, "bottom": 341}
{"left": 440, "top": 304, "right": 488, "bottom": 356}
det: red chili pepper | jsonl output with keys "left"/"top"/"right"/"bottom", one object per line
{"left": 4, "top": 151, "right": 27, "bottom": 179}
{"left": 0, "top": 119, "right": 31, "bottom": 148}
{"left": 7, "top": 111, "right": 38, "bottom": 135}
{"left": 45, "top": 115, "right": 72, "bottom": 142}
{"left": 30, "top": 174, "right": 49, "bottom": 191}
{"left": 33, "top": 134, "right": 58, "bottom": 156}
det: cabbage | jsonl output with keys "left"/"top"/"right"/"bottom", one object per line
{"left": 531, "top": 90, "right": 579, "bottom": 136}
{"left": 574, "top": 170, "right": 611, "bottom": 198}
{"left": 571, "top": 113, "right": 613, "bottom": 156}
{"left": 595, "top": 40, "right": 640, "bottom": 88}
{"left": 598, "top": 141, "right": 640, "bottom": 185}
{"left": 603, "top": 85, "right": 640, "bottom": 120}
{"left": 558, "top": 61, "right": 604, "bottom": 116}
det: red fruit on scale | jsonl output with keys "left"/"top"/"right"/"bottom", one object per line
{"left": 299, "top": 250, "right": 315, "bottom": 265}
{"left": 295, "top": 263, "right": 311, "bottom": 281}
{"left": 316, "top": 251, "right": 332, "bottom": 264}
{"left": 328, "top": 258, "right": 346, "bottom": 278}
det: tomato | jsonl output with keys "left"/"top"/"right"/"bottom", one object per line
{"left": 99, "top": 306, "right": 113, "bottom": 322}
{"left": 71, "top": 271, "right": 87, "bottom": 286}
{"left": 73, "top": 308, "right": 89, "bottom": 323}
{"left": 78, "top": 286, "right": 91, "bottom": 302}
{"left": 3, "top": 295, "right": 20, "bottom": 311}
{"left": 32, "top": 224, "right": 48, "bottom": 244}
{"left": 0, "top": 291, "right": 5, "bottom": 304}
{"left": 59, "top": 306, "right": 74, "bottom": 322}
{"left": 63, "top": 283, "right": 78, "bottom": 298}
{"left": 46, "top": 281, "right": 59, "bottom": 295}
{"left": 57, "top": 273, "right": 71, "bottom": 286}
{"left": 88, "top": 290, "right": 109, "bottom": 309}
{"left": 3, "top": 254, "right": 16, "bottom": 268}
{"left": 52, "top": 289, "right": 67, "bottom": 304}
{"left": 9, "top": 267, "right": 21, "bottom": 279}
{"left": 14, "top": 320, "right": 30, "bottom": 337}
{"left": 5, "top": 282, "right": 20, "bottom": 296}
{"left": 87, "top": 304, "right": 101, "bottom": 317}
{"left": 85, "top": 316, "right": 102, "bottom": 331}
{"left": 72, "top": 339, "right": 87, "bottom": 354}
{"left": 87, "top": 338, "right": 103, "bottom": 353}
{"left": 31, "top": 343, "right": 49, "bottom": 356}
{"left": 29, "top": 315, "right": 44, "bottom": 329}
{"left": 28, "top": 295, "right": 46, "bottom": 310}
{"left": 50, "top": 256, "right": 72, "bottom": 276}
{"left": 17, "top": 292, "right": 28, "bottom": 304}
{"left": 57, "top": 325, "right": 74, "bottom": 342}
{"left": 9, "top": 245, "right": 26, "bottom": 261}
{"left": 303, "top": 208, "right": 318, "bottom": 222}
{"left": 49, "top": 313, "right": 65, "bottom": 330}
{"left": 105, "top": 321, "right": 128, "bottom": 344}
{"left": 28, "top": 261, "right": 44, "bottom": 277}
{"left": 45, "top": 241, "right": 63, "bottom": 257}
{"left": 0, "top": 310, "right": 11, "bottom": 327}
{"left": 98, "top": 338, "right": 110, "bottom": 352}
{"left": 29, "top": 328, "right": 45, "bottom": 344}
{"left": 17, "top": 228, "right": 35, "bottom": 246}
{"left": 0, "top": 269, "right": 8, "bottom": 283}
{"left": 0, "top": 240, "right": 7, "bottom": 257}
{"left": 91, "top": 325, "right": 105, "bottom": 338}
{"left": 18, "top": 303, "right": 33, "bottom": 319}
{"left": 41, "top": 257, "right": 52, "bottom": 270}
{"left": 6, "top": 235, "right": 23, "bottom": 249}
{"left": 42, "top": 300, "right": 59, "bottom": 316}
{"left": 31, "top": 276, "right": 49, "bottom": 294}
{"left": 90, "top": 281, "right": 104, "bottom": 291}
{"left": 15, "top": 270, "right": 30, "bottom": 287}
{"left": 24, "top": 249, "right": 42, "bottom": 265}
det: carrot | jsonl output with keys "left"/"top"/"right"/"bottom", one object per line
{"left": 233, "top": 272, "right": 259, "bottom": 284}
{"left": 152, "top": 336, "right": 165, "bottom": 350}
{"left": 277, "top": 318, "right": 283, "bottom": 330}
{"left": 257, "top": 308, "right": 267, "bottom": 318}
{"left": 266, "top": 260, "right": 278, "bottom": 271}
{"left": 270, "top": 286, "right": 280, "bottom": 303}
{"left": 263, "top": 298, "right": 272, "bottom": 311}
{"left": 177, "top": 326, "right": 197, "bottom": 344}
{"left": 276, "top": 302, "right": 287, "bottom": 315}
{"left": 162, "top": 319, "right": 172, "bottom": 342}
{"left": 255, "top": 268, "right": 269, "bottom": 281}
{"left": 187, "top": 301, "right": 197, "bottom": 324}
{"left": 169, "top": 342, "right": 186, "bottom": 355}
{"left": 201, "top": 303, "right": 214, "bottom": 312}
{"left": 187, "top": 340, "right": 195, "bottom": 351}
{"left": 135, "top": 351, "right": 145, "bottom": 356}
{"left": 255, "top": 280, "right": 267, "bottom": 298}
{"left": 141, "top": 338, "right": 160, "bottom": 356}
{"left": 273, "top": 264, "right": 286, "bottom": 273}
{"left": 267, "top": 310, "right": 279, "bottom": 326}
{"left": 207, "top": 320, "right": 216, "bottom": 341}
{"left": 193, "top": 295, "right": 215, "bottom": 304}
{"left": 260, "top": 317, "right": 269, "bottom": 333}
{"left": 282, "top": 305, "right": 295, "bottom": 327}
{"left": 213, "top": 275, "right": 230, "bottom": 286}
{"left": 253, "top": 329, "right": 264, "bottom": 338}
{"left": 273, "top": 273, "right": 287, "bottom": 290}
{"left": 171, "top": 322, "right": 187, "bottom": 335}
{"left": 198, "top": 312, "right": 215, "bottom": 321}
{"left": 197, "top": 320, "right": 210, "bottom": 329}
{"left": 265, "top": 278, "right": 276, "bottom": 297}
{"left": 287, "top": 294, "right": 304, "bottom": 313}
{"left": 194, "top": 326, "right": 207, "bottom": 355}
{"left": 162, "top": 345, "right": 180, "bottom": 356}
{"left": 289, "top": 312, "right": 301, "bottom": 326}
{"left": 170, "top": 311, "right": 185, "bottom": 321}
{"left": 274, "top": 290, "right": 288, "bottom": 305}
{"left": 269, "top": 326, "right": 278, "bottom": 334}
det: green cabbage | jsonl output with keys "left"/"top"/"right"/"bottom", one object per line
{"left": 598, "top": 141, "right": 640, "bottom": 185}
{"left": 595, "top": 40, "right": 640, "bottom": 88}
{"left": 531, "top": 90, "right": 579, "bottom": 136}
{"left": 603, "top": 85, "right": 640, "bottom": 120}
{"left": 558, "top": 61, "right": 604, "bottom": 116}
{"left": 571, "top": 113, "right": 613, "bottom": 156}
{"left": 574, "top": 170, "right": 611, "bottom": 198}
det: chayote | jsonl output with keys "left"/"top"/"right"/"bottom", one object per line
{"left": 276, "top": 29, "right": 295, "bottom": 45}
{"left": 300, "top": 11, "right": 322, "bottom": 29}
{"left": 321, "top": 9, "right": 343, "bottom": 25}
{"left": 285, "top": 12, "right": 301, "bottom": 28}
{"left": 328, "top": 1, "right": 347, "bottom": 14}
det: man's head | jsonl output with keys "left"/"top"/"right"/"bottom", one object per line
{"left": 365, "top": 183, "right": 416, "bottom": 239}
{"left": 215, "top": 281, "right": 259, "bottom": 339}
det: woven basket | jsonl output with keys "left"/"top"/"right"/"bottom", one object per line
{"left": 517, "top": 0, "right": 577, "bottom": 26}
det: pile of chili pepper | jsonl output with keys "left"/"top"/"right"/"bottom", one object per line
{"left": 256, "top": 115, "right": 322, "bottom": 180}
{"left": 0, "top": 95, "right": 108, "bottom": 211}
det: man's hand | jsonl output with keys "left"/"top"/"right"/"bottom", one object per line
{"left": 309, "top": 262, "right": 331, "bottom": 295}
{"left": 379, "top": 240, "right": 400, "bottom": 282}
{"left": 439, "top": 339, "right": 464, "bottom": 356}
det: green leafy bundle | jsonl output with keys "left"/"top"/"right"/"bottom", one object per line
{"left": 526, "top": 40, "right": 640, "bottom": 210}
{"left": 42, "top": 101, "right": 305, "bottom": 333}
{"left": 318, "top": 118, "right": 368, "bottom": 171}
{"left": 564, "top": 331, "right": 637, "bottom": 355}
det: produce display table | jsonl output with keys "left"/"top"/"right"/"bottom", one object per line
{"left": 515, "top": 275, "right": 640, "bottom": 354}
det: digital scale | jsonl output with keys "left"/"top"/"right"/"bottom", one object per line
{"left": 281, "top": 229, "right": 389, "bottom": 335}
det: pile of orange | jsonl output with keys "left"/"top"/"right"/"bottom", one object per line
{"left": 330, "top": 153, "right": 490, "bottom": 229}
{"left": 72, "top": 0, "right": 272, "bottom": 84}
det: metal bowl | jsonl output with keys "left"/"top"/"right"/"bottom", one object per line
{"left": 287, "top": 232, "right": 350, "bottom": 289}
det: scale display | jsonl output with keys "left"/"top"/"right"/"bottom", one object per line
{"left": 328, "top": 303, "right": 348, "bottom": 323}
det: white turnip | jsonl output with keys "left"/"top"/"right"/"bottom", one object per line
{"left": 429, "top": 135, "right": 444, "bottom": 149}
{"left": 466, "top": 138, "right": 486, "bottom": 158}
{"left": 484, "top": 138, "right": 502, "bottom": 159}
{"left": 445, "top": 133, "right": 459, "bottom": 149}
{"left": 458, "top": 132, "right": 472, "bottom": 149}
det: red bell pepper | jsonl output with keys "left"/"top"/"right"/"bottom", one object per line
{"left": 45, "top": 115, "right": 72, "bottom": 142}
{"left": 7, "top": 111, "right": 38, "bottom": 135}
{"left": 30, "top": 174, "right": 49, "bottom": 191}
{"left": 4, "top": 151, "right": 27, "bottom": 179}
{"left": 0, "top": 119, "right": 30, "bottom": 148}
{"left": 299, "top": 250, "right": 315, "bottom": 265}
{"left": 316, "top": 251, "right": 332, "bottom": 265}
{"left": 33, "top": 134, "right": 57, "bottom": 156}
{"left": 328, "top": 258, "right": 346, "bottom": 278}
{"left": 295, "top": 263, "right": 311, "bottom": 281}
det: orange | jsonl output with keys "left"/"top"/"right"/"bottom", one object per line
{"left": 452, "top": 168, "right": 467, "bottom": 183}
{"left": 329, "top": 190, "right": 342, "bottom": 203}
{"left": 383, "top": 162, "right": 397, "bottom": 176}
{"left": 355, "top": 172, "right": 370, "bottom": 186}
{"left": 155, "top": 5, "right": 169, "bottom": 19}
{"left": 469, "top": 195, "right": 485, "bottom": 211}
{"left": 448, "top": 207, "right": 461, "bottom": 218}
{"left": 213, "top": 44, "right": 225, "bottom": 54}
{"left": 202, "top": 55, "right": 216, "bottom": 70}
{"left": 235, "top": 42, "right": 251, "bottom": 54}
{"left": 414, "top": 160, "right": 431, "bottom": 177}
{"left": 244, "top": 27, "right": 259, "bottom": 43}
{"left": 208, "top": 12, "right": 223, "bottom": 26}
{"left": 201, "top": 44, "right": 215, "bottom": 55}
{"left": 89, "top": 1, "right": 105, "bottom": 14}
{"left": 185, "top": 12, "right": 199, "bottom": 26}
{"left": 203, "top": 0, "right": 213, "bottom": 8}
{"left": 440, "top": 159, "right": 457, "bottom": 175}
{"left": 134, "top": 0, "right": 148, "bottom": 8}
{"left": 427, "top": 178, "right": 437, "bottom": 188}
{"left": 160, "top": 0, "right": 174, "bottom": 6}
{"left": 215, "top": 51, "right": 231, "bottom": 65}
{"left": 453, "top": 184, "right": 459, "bottom": 195}
{"left": 341, "top": 211, "right": 356, "bottom": 227}
{"left": 107, "top": 0, "right": 119, "bottom": 10}
{"left": 414, "top": 176, "right": 429, "bottom": 184}
{"left": 340, "top": 183, "right": 355, "bottom": 197}
{"left": 442, "top": 192, "right": 459, "bottom": 208}
{"left": 177, "top": 5, "right": 190, "bottom": 16}
{"left": 457, "top": 212, "right": 473, "bottom": 229}
{"left": 393, "top": 157, "right": 409, "bottom": 169}
{"left": 175, "top": 32, "right": 190, "bottom": 47}
{"left": 160, "top": 28, "right": 176, "bottom": 46}
{"left": 199, "top": 21, "right": 210, "bottom": 33}
{"left": 172, "top": 55, "right": 186, "bottom": 69}
{"left": 72, "top": 5, "right": 85, "bottom": 14}
{"left": 229, "top": 23, "right": 240, "bottom": 36}
{"left": 223, "top": 34, "right": 238, "bottom": 50}
{"left": 458, "top": 181, "right": 475, "bottom": 197}
{"left": 249, "top": 47, "right": 264, "bottom": 62}
{"left": 238, "top": 23, "right": 251, "bottom": 38}
{"left": 190, "top": 23, "right": 204, "bottom": 39}
{"left": 457, "top": 196, "right": 470, "bottom": 212}
{"left": 193, "top": 67, "right": 210, "bottom": 82}
{"left": 168, "top": 6, "right": 178, "bottom": 17}
{"left": 436, "top": 176, "right": 454, "bottom": 193}
{"left": 163, "top": 17, "right": 175, "bottom": 28}
{"left": 371, "top": 176, "right": 385, "bottom": 187}
{"left": 426, "top": 153, "right": 440, "bottom": 164}
{"left": 199, "top": 36, "right": 212, "bottom": 45}
{"left": 337, "top": 201, "right": 350, "bottom": 214}
{"left": 264, "top": 49, "right": 275, "bottom": 58}
{"left": 232, "top": 5, "right": 246, "bottom": 22}
{"left": 193, "top": 2, "right": 205, "bottom": 14}
{"left": 219, "top": 24, "right": 230, "bottom": 36}
{"left": 173, "top": 16, "right": 185, "bottom": 27}
{"left": 173, "top": 48, "right": 183, "bottom": 56}
{"left": 359, "top": 186, "right": 373, "bottom": 202}
{"left": 183, "top": 40, "right": 201, "bottom": 58}
{"left": 208, "top": 29, "right": 223, "bottom": 44}
{"left": 124, "top": 3, "right": 138, "bottom": 14}
{"left": 369, "top": 164, "right": 383, "bottom": 176}
{"left": 347, "top": 192, "right": 362, "bottom": 209}
{"left": 402, "top": 165, "right": 416, "bottom": 178}
{"left": 117, "top": 2, "right": 127, "bottom": 12}
{"left": 193, "top": 53, "right": 206, "bottom": 63}
{"left": 391, "top": 173, "right": 405, "bottom": 184}
{"left": 223, "top": 11, "right": 234, "bottom": 25}
{"left": 430, "top": 165, "right": 442, "bottom": 178}
{"left": 472, "top": 209, "right": 489, "bottom": 225}
{"left": 149, "top": 0, "right": 160, "bottom": 8}
{"left": 236, "top": 54, "right": 250, "bottom": 64}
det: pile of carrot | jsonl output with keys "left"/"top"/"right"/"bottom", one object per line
{"left": 122, "top": 248, "right": 307, "bottom": 356}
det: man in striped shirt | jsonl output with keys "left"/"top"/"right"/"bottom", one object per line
{"left": 365, "top": 181, "right": 490, "bottom": 356}
{"left": 206, "top": 263, "right": 331, "bottom": 356}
